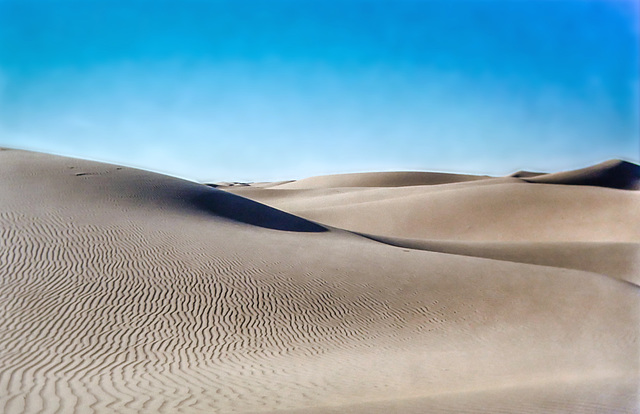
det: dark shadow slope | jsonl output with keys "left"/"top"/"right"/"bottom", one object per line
{"left": 523, "top": 160, "right": 640, "bottom": 190}
{"left": 188, "top": 187, "right": 328, "bottom": 232}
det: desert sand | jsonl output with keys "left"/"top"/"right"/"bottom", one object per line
{"left": 1, "top": 148, "right": 638, "bottom": 413}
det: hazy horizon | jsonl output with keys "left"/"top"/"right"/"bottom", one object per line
{"left": 1, "top": 0, "right": 638, "bottom": 182}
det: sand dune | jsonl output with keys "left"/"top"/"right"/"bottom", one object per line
{"left": 1, "top": 149, "right": 638, "bottom": 413}
{"left": 523, "top": 159, "right": 640, "bottom": 190}
{"left": 509, "top": 170, "right": 547, "bottom": 178}
{"left": 271, "top": 170, "right": 491, "bottom": 189}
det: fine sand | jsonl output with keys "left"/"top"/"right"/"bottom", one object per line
{"left": 1, "top": 148, "right": 639, "bottom": 413}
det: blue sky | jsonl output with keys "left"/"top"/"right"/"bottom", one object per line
{"left": 0, "top": 0, "right": 638, "bottom": 181}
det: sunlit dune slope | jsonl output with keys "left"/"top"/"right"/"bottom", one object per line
{"left": 359, "top": 236, "right": 640, "bottom": 286}
{"left": 273, "top": 170, "right": 491, "bottom": 189}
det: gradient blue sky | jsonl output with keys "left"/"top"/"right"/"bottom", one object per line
{"left": 1, "top": 0, "right": 638, "bottom": 181}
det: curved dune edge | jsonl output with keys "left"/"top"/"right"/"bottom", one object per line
{"left": 358, "top": 234, "right": 640, "bottom": 287}
{"left": 523, "top": 159, "right": 640, "bottom": 190}
{"left": 508, "top": 170, "right": 547, "bottom": 178}
{"left": 0, "top": 148, "right": 328, "bottom": 232}
{"left": 1, "top": 149, "right": 638, "bottom": 413}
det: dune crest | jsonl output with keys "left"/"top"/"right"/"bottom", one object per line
{"left": 508, "top": 170, "right": 546, "bottom": 178}
{"left": 271, "top": 170, "right": 491, "bottom": 189}
{"left": 523, "top": 159, "right": 640, "bottom": 190}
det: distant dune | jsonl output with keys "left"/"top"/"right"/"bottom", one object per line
{"left": 1, "top": 148, "right": 638, "bottom": 413}
{"left": 228, "top": 176, "right": 640, "bottom": 242}
{"left": 522, "top": 159, "right": 640, "bottom": 190}
{"left": 274, "top": 170, "right": 491, "bottom": 189}
{"left": 508, "top": 170, "right": 546, "bottom": 178}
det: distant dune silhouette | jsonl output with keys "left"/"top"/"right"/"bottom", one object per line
{"left": 522, "top": 159, "right": 640, "bottom": 190}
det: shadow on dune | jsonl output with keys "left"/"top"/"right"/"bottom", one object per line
{"left": 188, "top": 186, "right": 328, "bottom": 233}
{"left": 523, "top": 160, "right": 640, "bottom": 190}
{"left": 2, "top": 146, "right": 327, "bottom": 233}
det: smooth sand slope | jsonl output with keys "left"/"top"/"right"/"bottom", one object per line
{"left": 358, "top": 236, "right": 640, "bottom": 286}
{"left": 1, "top": 149, "right": 639, "bottom": 414}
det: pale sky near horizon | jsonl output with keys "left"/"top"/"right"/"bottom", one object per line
{"left": 1, "top": 0, "right": 638, "bottom": 182}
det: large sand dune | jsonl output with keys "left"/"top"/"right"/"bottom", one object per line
{"left": 1, "top": 149, "right": 638, "bottom": 413}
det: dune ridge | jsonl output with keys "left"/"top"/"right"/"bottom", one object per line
{"left": 523, "top": 159, "right": 640, "bottom": 190}
{"left": 271, "top": 170, "right": 491, "bottom": 189}
{"left": 509, "top": 170, "right": 546, "bottom": 178}
{"left": 358, "top": 235, "right": 640, "bottom": 286}
{"left": 1, "top": 149, "right": 638, "bottom": 413}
